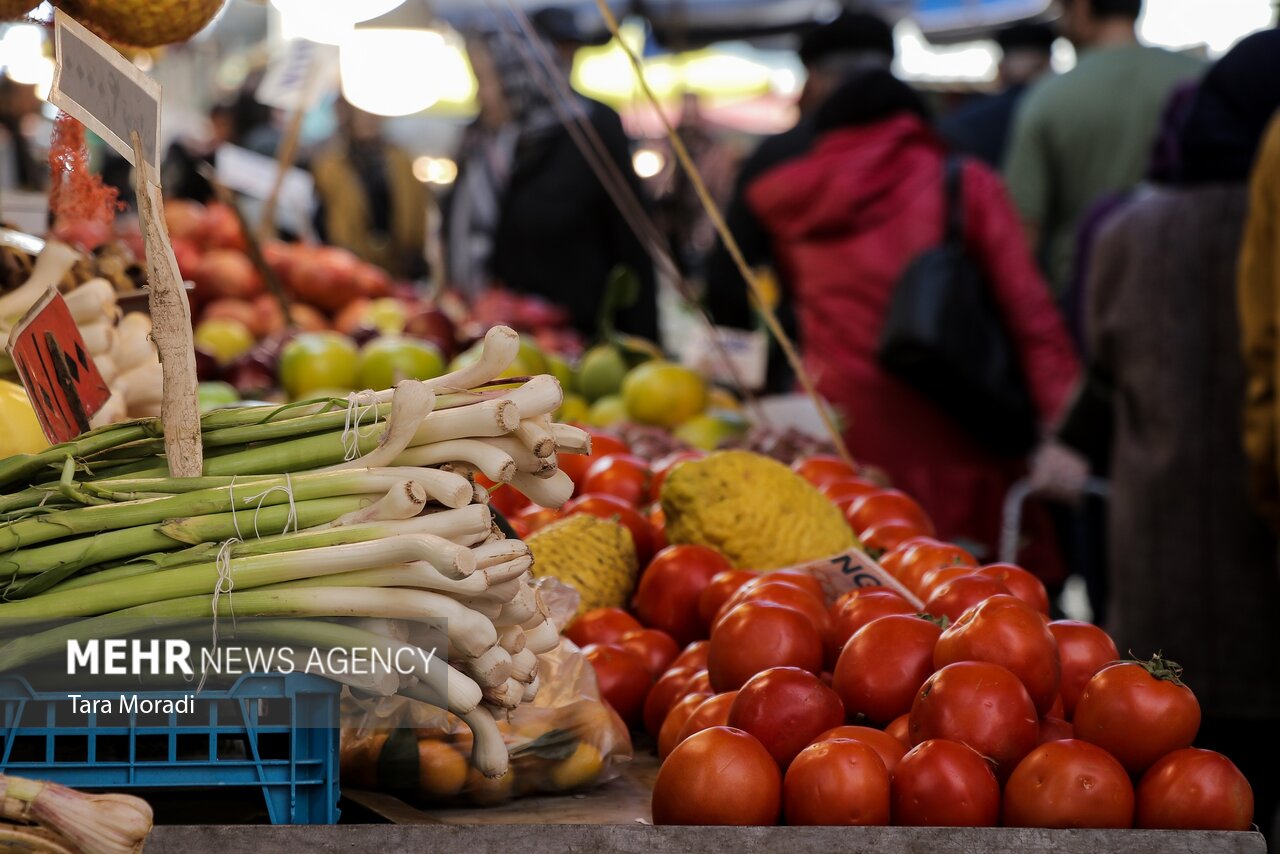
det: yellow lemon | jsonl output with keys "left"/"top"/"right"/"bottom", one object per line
{"left": 0, "top": 380, "right": 47, "bottom": 457}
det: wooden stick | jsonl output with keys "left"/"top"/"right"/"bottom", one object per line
{"left": 131, "top": 131, "right": 202, "bottom": 478}
{"left": 257, "top": 57, "right": 318, "bottom": 243}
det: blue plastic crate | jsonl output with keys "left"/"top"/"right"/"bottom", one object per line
{"left": 0, "top": 673, "right": 341, "bottom": 825}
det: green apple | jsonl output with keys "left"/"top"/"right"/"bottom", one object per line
{"left": 517, "top": 335, "right": 549, "bottom": 377}
{"left": 587, "top": 394, "right": 628, "bottom": 428}
{"left": 366, "top": 298, "right": 409, "bottom": 335}
{"left": 557, "top": 392, "right": 590, "bottom": 424}
{"left": 547, "top": 353, "right": 575, "bottom": 393}
{"left": 357, "top": 336, "right": 446, "bottom": 391}
{"left": 197, "top": 381, "right": 241, "bottom": 413}
{"left": 279, "top": 332, "right": 359, "bottom": 399}
{"left": 577, "top": 344, "right": 627, "bottom": 402}
{"left": 622, "top": 360, "right": 707, "bottom": 428}
{"left": 194, "top": 318, "right": 255, "bottom": 365}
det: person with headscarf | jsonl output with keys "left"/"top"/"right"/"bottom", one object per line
{"left": 736, "top": 66, "right": 1080, "bottom": 569}
{"left": 445, "top": 7, "right": 657, "bottom": 340}
{"left": 1036, "top": 29, "right": 1280, "bottom": 841}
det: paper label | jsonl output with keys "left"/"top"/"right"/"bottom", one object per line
{"left": 50, "top": 10, "right": 162, "bottom": 183}
{"left": 6, "top": 289, "right": 111, "bottom": 444}
{"left": 783, "top": 547, "right": 925, "bottom": 608}
{"left": 256, "top": 39, "right": 337, "bottom": 112}
{"left": 680, "top": 325, "right": 768, "bottom": 391}
{"left": 215, "top": 143, "right": 316, "bottom": 213}
{"left": 0, "top": 190, "right": 49, "bottom": 236}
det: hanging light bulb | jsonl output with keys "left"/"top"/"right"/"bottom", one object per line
{"left": 340, "top": 28, "right": 445, "bottom": 117}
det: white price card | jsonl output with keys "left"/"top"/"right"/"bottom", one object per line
{"left": 50, "top": 10, "right": 162, "bottom": 184}
{"left": 680, "top": 325, "right": 768, "bottom": 391}
{"left": 256, "top": 39, "right": 337, "bottom": 112}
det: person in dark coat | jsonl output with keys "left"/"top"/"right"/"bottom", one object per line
{"left": 939, "top": 23, "right": 1057, "bottom": 168}
{"left": 446, "top": 7, "right": 657, "bottom": 341}
{"left": 1039, "top": 28, "right": 1280, "bottom": 841}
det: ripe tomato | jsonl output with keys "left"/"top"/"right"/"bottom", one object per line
{"left": 917, "top": 566, "right": 977, "bottom": 601}
{"left": 892, "top": 739, "right": 1001, "bottom": 827}
{"left": 642, "top": 666, "right": 699, "bottom": 735}
{"left": 708, "top": 601, "right": 824, "bottom": 691}
{"left": 975, "top": 564, "right": 1050, "bottom": 616}
{"left": 1137, "top": 748, "right": 1254, "bottom": 831}
{"left": 653, "top": 727, "right": 781, "bottom": 825}
{"left": 1003, "top": 740, "right": 1135, "bottom": 828}
{"left": 783, "top": 739, "right": 891, "bottom": 826}
{"left": 671, "top": 640, "right": 709, "bottom": 671}
{"left": 812, "top": 725, "right": 908, "bottom": 775}
{"left": 846, "top": 489, "right": 935, "bottom": 538}
{"left": 487, "top": 481, "right": 532, "bottom": 517}
{"left": 727, "top": 667, "right": 845, "bottom": 769}
{"left": 820, "top": 477, "right": 880, "bottom": 505}
{"left": 565, "top": 607, "right": 643, "bottom": 647}
{"left": 632, "top": 545, "right": 734, "bottom": 645}
{"left": 698, "top": 570, "right": 758, "bottom": 630}
{"left": 910, "top": 661, "right": 1039, "bottom": 777}
{"left": 513, "top": 504, "right": 561, "bottom": 535}
{"left": 889, "top": 541, "right": 978, "bottom": 594}
{"left": 833, "top": 614, "right": 942, "bottom": 724}
{"left": 675, "top": 691, "right": 739, "bottom": 746}
{"left": 1049, "top": 620, "right": 1120, "bottom": 719}
{"left": 828, "top": 589, "right": 917, "bottom": 657}
{"left": 923, "top": 575, "right": 1013, "bottom": 622}
{"left": 859, "top": 519, "right": 929, "bottom": 552}
{"left": 562, "top": 494, "right": 656, "bottom": 563}
{"left": 658, "top": 692, "right": 713, "bottom": 758}
{"left": 581, "top": 454, "right": 651, "bottom": 506}
{"left": 792, "top": 455, "right": 859, "bottom": 490}
{"left": 649, "top": 451, "right": 703, "bottom": 503}
{"left": 582, "top": 643, "right": 652, "bottom": 727}
{"left": 831, "top": 584, "right": 906, "bottom": 615}
{"left": 717, "top": 580, "right": 832, "bottom": 646}
{"left": 558, "top": 430, "right": 630, "bottom": 488}
{"left": 934, "top": 594, "right": 1061, "bottom": 715}
{"left": 764, "top": 569, "right": 827, "bottom": 601}
{"left": 1073, "top": 657, "right": 1201, "bottom": 775}
{"left": 1038, "top": 716, "right": 1074, "bottom": 745}
{"left": 619, "top": 628, "right": 679, "bottom": 677}
{"left": 885, "top": 713, "right": 911, "bottom": 745}
{"left": 682, "top": 669, "right": 712, "bottom": 696}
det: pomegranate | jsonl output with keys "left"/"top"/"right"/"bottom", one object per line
{"left": 193, "top": 250, "right": 262, "bottom": 301}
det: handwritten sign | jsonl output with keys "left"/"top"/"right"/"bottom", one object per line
{"left": 256, "top": 39, "right": 337, "bottom": 112}
{"left": 6, "top": 290, "right": 111, "bottom": 444}
{"left": 680, "top": 325, "right": 768, "bottom": 391}
{"left": 784, "top": 547, "right": 925, "bottom": 608}
{"left": 50, "top": 10, "right": 162, "bottom": 183}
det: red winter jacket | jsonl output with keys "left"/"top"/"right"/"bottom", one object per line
{"left": 747, "top": 114, "right": 1080, "bottom": 564}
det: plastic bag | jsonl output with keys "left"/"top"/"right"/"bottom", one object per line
{"left": 340, "top": 637, "right": 632, "bottom": 806}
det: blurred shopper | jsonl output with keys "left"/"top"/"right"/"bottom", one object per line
{"left": 704, "top": 12, "right": 895, "bottom": 391}
{"left": 311, "top": 99, "right": 428, "bottom": 280}
{"left": 446, "top": 7, "right": 658, "bottom": 340}
{"left": 738, "top": 67, "right": 1079, "bottom": 564}
{"left": 162, "top": 103, "right": 236, "bottom": 203}
{"left": 0, "top": 78, "right": 42, "bottom": 192}
{"left": 939, "top": 23, "right": 1057, "bottom": 168}
{"left": 1041, "top": 29, "right": 1280, "bottom": 837}
{"left": 1004, "top": 0, "right": 1202, "bottom": 297}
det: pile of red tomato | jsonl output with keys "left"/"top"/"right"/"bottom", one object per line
{"left": 560, "top": 454, "right": 1256, "bottom": 831}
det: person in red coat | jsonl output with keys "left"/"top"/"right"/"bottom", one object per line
{"left": 743, "top": 70, "right": 1080, "bottom": 567}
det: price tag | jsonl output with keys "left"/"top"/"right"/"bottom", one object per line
{"left": 50, "top": 10, "right": 162, "bottom": 183}
{"left": 215, "top": 144, "right": 316, "bottom": 212}
{"left": 680, "top": 325, "right": 768, "bottom": 391}
{"left": 5, "top": 289, "right": 111, "bottom": 444}
{"left": 256, "top": 39, "right": 337, "bottom": 112}
{"left": 783, "top": 547, "right": 924, "bottom": 608}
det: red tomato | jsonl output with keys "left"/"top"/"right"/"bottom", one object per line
{"left": 846, "top": 489, "right": 935, "bottom": 538}
{"left": 820, "top": 477, "right": 881, "bottom": 505}
{"left": 562, "top": 494, "right": 657, "bottom": 564}
{"left": 764, "top": 569, "right": 827, "bottom": 601}
{"left": 708, "top": 602, "right": 824, "bottom": 692}
{"left": 1073, "top": 657, "right": 1201, "bottom": 775}
{"left": 565, "top": 607, "right": 643, "bottom": 647}
{"left": 1038, "top": 715, "right": 1074, "bottom": 745}
{"left": 487, "top": 482, "right": 531, "bottom": 517}
{"left": 671, "top": 640, "right": 709, "bottom": 671}
{"left": 727, "top": 667, "right": 845, "bottom": 769}
{"left": 923, "top": 575, "right": 1013, "bottom": 621}
{"left": 1048, "top": 694, "right": 1065, "bottom": 719}
{"left": 783, "top": 739, "right": 891, "bottom": 826}
{"left": 792, "top": 455, "right": 859, "bottom": 489}
{"left": 698, "top": 570, "right": 758, "bottom": 631}
{"left": 675, "top": 691, "right": 739, "bottom": 745}
{"left": 581, "top": 454, "right": 651, "bottom": 506}
{"left": 507, "top": 517, "right": 531, "bottom": 539}
{"left": 717, "top": 581, "right": 832, "bottom": 648}
{"left": 859, "top": 519, "right": 930, "bottom": 552}
{"left": 975, "top": 564, "right": 1050, "bottom": 616}
{"left": 648, "top": 505, "right": 668, "bottom": 552}
{"left": 1137, "top": 748, "right": 1254, "bottom": 831}
{"left": 833, "top": 615, "right": 942, "bottom": 724}
{"left": 632, "top": 545, "right": 734, "bottom": 645}
{"left": 649, "top": 451, "right": 703, "bottom": 503}
{"left": 910, "top": 661, "right": 1039, "bottom": 777}
{"left": 658, "top": 692, "right": 712, "bottom": 758}
{"left": 829, "top": 589, "right": 917, "bottom": 657}
{"left": 812, "top": 725, "right": 908, "bottom": 775}
{"left": 934, "top": 594, "right": 1062, "bottom": 715}
{"left": 1049, "top": 620, "right": 1120, "bottom": 719}
{"left": 885, "top": 713, "right": 911, "bottom": 745}
{"left": 890, "top": 542, "right": 978, "bottom": 594}
{"left": 619, "top": 628, "right": 679, "bottom": 677}
{"left": 682, "top": 669, "right": 712, "bottom": 696}
{"left": 558, "top": 430, "right": 630, "bottom": 488}
{"left": 892, "top": 739, "right": 1001, "bottom": 827}
{"left": 642, "top": 666, "right": 698, "bottom": 736}
{"left": 653, "top": 727, "right": 781, "bottom": 825}
{"left": 582, "top": 643, "right": 652, "bottom": 727}
{"left": 1003, "top": 740, "right": 1135, "bottom": 828}
{"left": 514, "top": 504, "right": 560, "bottom": 534}
{"left": 917, "top": 566, "right": 976, "bottom": 601}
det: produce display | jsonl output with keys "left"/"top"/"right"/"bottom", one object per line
{"left": 0, "top": 773, "right": 153, "bottom": 854}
